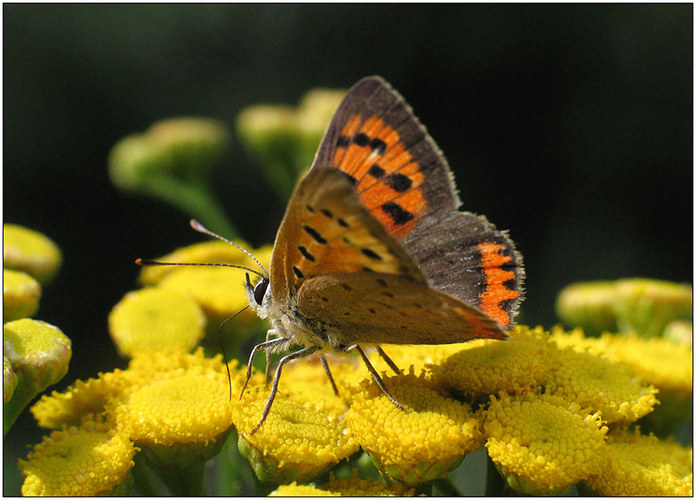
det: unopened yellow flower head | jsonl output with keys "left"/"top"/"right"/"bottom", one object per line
{"left": 431, "top": 325, "right": 554, "bottom": 400}
{"left": 3, "top": 269, "right": 41, "bottom": 322}
{"left": 233, "top": 375, "right": 359, "bottom": 485}
{"left": 18, "top": 420, "right": 136, "bottom": 496}
{"left": 3, "top": 223, "right": 62, "bottom": 285}
{"left": 484, "top": 391, "right": 608, "bottom": 495}
{"left": 583, "top": 428, "right": 692, "bottom": 496}
{"left": 270, "top": 472, "right": 417, "bottom": 496}
{"left": 544, "top": 347, "right": 658, "bottom": 424}
{"left": 108, "top": 287, "right": 206, "bottom": 357}
{"left": 346, "top": 370, "right": 483, "bottom": 486}
{"left": 4, "top": 318, "right": 72, "bottom": 433}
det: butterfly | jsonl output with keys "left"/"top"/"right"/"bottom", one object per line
{"left": 224, "top": 76, "right": 526, "bottom": 434}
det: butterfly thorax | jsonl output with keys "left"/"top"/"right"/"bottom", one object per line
{"left": 245, "top": 274, "right": 335, "bottom": 352}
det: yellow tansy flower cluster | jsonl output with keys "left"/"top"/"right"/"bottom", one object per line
{"left": 20, "top": 349, "right": 235, "bottom": 495}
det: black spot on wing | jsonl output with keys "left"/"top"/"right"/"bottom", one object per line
{"left": 361, "top": 248, "right": 382, "bottom": 261}
{"left": 293, "top": 266, "right": 304, "bottom": 279}
{"left": 368, "top": 164, "right": 386, "bottom": 179}
{"left": 381, "top": 202, "right": 414, "bottom": 226}
{"left": 297, "top": 245, "right": 315, "bottom": 262}
{"left": 384, "top": 173, "right": 412, "bottom": 193}
{"left": 369, "top": 138, "right": 387, "bottom": 154}
{"left": 303, "top": 225, "right": 327, "bottom": 244}
{"left": 320, "top": 209, "right": 333, "bottom": 218}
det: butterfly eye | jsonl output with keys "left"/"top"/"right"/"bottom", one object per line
{"left": 253, "top": 278, "right": 269, "bottom": 306}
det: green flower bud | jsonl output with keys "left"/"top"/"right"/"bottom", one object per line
{"left": 4, "top": 357, "right": 18, "bottom": 403}
{"left": 3, "top": 269, "right": 41, "bottom": 322}
{"left": 555, "top": 281, "right": 618, "bottom": 336}
{"left": 3, "top": 224, "right": 62, "bottom": 285}
{"left": 108, "top": 117, "right": 235, "bottom": 238}
{"left": 236, "top": 87, "right": 343, "bottom": 200}
{"left": 613, "top": 279, "right": 692, "bottom": 338}
{"left": 4, "top": 318, "right": 71, "bottom": 434}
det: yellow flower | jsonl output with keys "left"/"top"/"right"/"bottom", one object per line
{"left": 157, "top": 266, "right": 253, "bottom": 325}
{"left": 544, "top": 347, "right": 658, "bottom": 424}
{"left": 18, "top": 420, "right": 136, "bottom": 496}
{"left": 3, "top": 223, "right": 62, "bottom": 285}
{"left": 108, "top": 287, "right": 206, "bottom": 356}
{"left": 3, "top": 268, "right": 41, "bottom": 322}
{"left": 113, "top": 370, "right": 233, "bottom": 448}
{"left": 346, "top": 370, "right": 483, "bottom": 486}
{"left": 583, "top": 428, "right": 692, "bottom": 496}
{"left": 484, "top": 392, "right": 607, "bottom": 495}
{"left": 233, "top": 377, "right": 359, "bottom": 485}
{"left": 270, "top": 482, "right": 339, "bottom": 496}
{"left": 431, "top": 326, "right": 554, "bottom": 400}
{"left": 270, "top": 473, "right": 417, "bottom": 496}
{"left": 376, "top": 342, "right": 479, "bottom": 379}
{"left": 598, "top": 332, "right": 692, "bottom": 396}
{"left": 31, "top": 369, "right": 132, "bottom": 428}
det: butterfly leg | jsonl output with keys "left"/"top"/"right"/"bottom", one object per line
{"left": 251, "top": 345, "right": 320, "bottom": 435}
{"left": 320, "top": 354, "right": 340, "bottom": 396}
{"left": 264, "top": 329, "right": 280, "bottom": 385}
{"left": 376, "top": 346, "right": 401, "bottom": 374}
{"left": 240, "top": 336, "right": 287, "bottom": 401}
{"left": 346, "top": 345, "right": 405, "bottom": 411}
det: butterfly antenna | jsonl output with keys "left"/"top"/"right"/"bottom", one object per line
{"left": 218, "top": 305, "right": 251, "bottom": 401}
{"left": 189, "top": 219, "right": 268, "bottom": 276}
{"left": 135, "top": 258, "right": 266, "bottom": 279}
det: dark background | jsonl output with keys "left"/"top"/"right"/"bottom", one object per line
{"left": 4, "top": 4, "right": 692, "bottom": 494}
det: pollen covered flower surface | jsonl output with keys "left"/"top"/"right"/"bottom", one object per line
{"left": 18, "top": 421, "right": 136, "bottom": 496}
{"left": 583, "top": 428, "right": 692, "bottom": 496}
{"left": 233, "top": 367, "right": 359, "bottom": 484}
{"left": 346, "top": 371, "right": 483, "bottom": 486}
{"left": 484, "top": 392, "right": 607, "bottom": 495}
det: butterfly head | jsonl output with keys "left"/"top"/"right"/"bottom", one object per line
{"left": 245, "top": 272, "right": 271, "bottom": 319}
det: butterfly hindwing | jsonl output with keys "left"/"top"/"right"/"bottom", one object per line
{"left": 270, "top": 166, "right": 426, "bottom": 303}
{"left": 312, "top": 76, "right": 459, "bottom": 241}
{"left": 296, "top": 272, "right": 506, "bottom": 346}
{"left": 403, "top": 212, "right": 525, "bottom": 328}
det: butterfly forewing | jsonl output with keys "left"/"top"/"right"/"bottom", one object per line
{"left": 270, "top": 166, "right": 425, "bottom": 303}
{"left": 313, "top": 76, "right": 459, "bottom": 241}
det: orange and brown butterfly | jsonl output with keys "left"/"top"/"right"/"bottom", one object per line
{"left": 234, "top": 76, "right": 525, "bottom": 434}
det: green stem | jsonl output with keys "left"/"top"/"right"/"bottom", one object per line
{"left": 4, "top": 386, "right": 36, "bottom": 436}
{"left": 433, "top": 477, "right": 461, "bottom": 496}
{"left": 142, "top": 174, "right": 237, "bottom": 239}
{"left": 485, "top": 452, "right": 508, "bottom": 496}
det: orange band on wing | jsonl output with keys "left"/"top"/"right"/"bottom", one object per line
{"left": 478, "top": 242, "right": 520, "bottom": 327}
